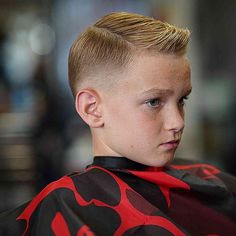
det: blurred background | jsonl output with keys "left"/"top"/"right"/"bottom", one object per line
{"left": 1, "top": 0, "right": 236, "bottom": 211}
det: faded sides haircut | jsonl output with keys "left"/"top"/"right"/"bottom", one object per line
{"left": 68, "top": 12, "right": 190, "bottom": 97}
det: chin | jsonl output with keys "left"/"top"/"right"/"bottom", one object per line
{"left": 145, "top": 153, "right": 175, "bottom": 167}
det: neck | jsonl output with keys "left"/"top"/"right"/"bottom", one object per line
{"left": 92, "top": 131, "right": 122, "bottom": 157}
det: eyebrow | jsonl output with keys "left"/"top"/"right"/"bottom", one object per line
{"left": 185, "top": 87, "right": 192, "bottom": 95}
{"left": 141, "top": 87, "right": 192, "bottom": 96}
{"left": 141, "top": 88, "right": 174, "bottom": 96}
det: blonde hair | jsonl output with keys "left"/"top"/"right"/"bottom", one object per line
{"left": 68, "top": 12, "right": 190, "bottom": 97}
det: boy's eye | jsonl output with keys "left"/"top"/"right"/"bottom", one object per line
{"left": 145, "top": 98, "right": 161, "bottom": 108}
{"left": 179, "top": 96, "right": 189, "bottom": 106}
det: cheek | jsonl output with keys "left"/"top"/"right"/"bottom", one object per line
{"left": 133, "top": 112, "right": 163, "bottom": 137}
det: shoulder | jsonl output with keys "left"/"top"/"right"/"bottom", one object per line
{"left": 0, "top": 168, "right": 104, "bottom": 235}
{"left": 170, "top": 157, "right": 221, "bottom": 177}
{"left": 12, "top": 166, "right": 119, "bottom": 219}
{"left": 169, "top": 157, "right": 236, "bottom": 193}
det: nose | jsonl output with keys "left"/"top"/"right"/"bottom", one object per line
{"left": 163, "top": 106, "right": 185, "bottom": 132}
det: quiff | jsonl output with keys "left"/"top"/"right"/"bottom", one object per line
{"left": 68, "top": 12, "right": 190, "bottom": 97}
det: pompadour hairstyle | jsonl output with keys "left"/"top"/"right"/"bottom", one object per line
{"left": 68, "top": 12, "right": 190, "bottom": 97}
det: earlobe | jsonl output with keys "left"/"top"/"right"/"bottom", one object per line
{"left": 75, "top": 89, "right": 104, "bottom": 128}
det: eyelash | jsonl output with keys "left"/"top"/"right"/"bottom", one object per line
{"left": 145, "top": 96, "right": 189, "bottom": 108}
{"left": 179, "top": 96, "right": 189, "bottom": 106}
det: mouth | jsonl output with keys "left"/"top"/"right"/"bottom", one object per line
{"left": 160, "top": 140, "right": 180, "bottom": 150}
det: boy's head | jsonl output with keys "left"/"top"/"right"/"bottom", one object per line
{"left": 68, "top": 12, "right": 192, "bottom": 167}
{"left": 68, "top": 12, "right": 190, "bottom": 96}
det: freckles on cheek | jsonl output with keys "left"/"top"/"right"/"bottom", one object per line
{"left": 138, "top": 113, "right": 160, "bottom": 129}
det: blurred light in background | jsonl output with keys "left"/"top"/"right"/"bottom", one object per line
{"left": 0, "top": 0, "right": 236, "bottom": 211}
{"left": 29, "top": 23, "right": 55, "bottom": 55}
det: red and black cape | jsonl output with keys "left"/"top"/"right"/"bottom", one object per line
{"left": 0, "top": 156, "right": 236, "bottom": 235}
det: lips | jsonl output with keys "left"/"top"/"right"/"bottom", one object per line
{"left": 160, "top": 140, "right": 180, "bottom": 150}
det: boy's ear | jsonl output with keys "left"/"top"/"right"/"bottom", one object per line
{"left": 75, "top": 89, "right": 104, "bottom": 128}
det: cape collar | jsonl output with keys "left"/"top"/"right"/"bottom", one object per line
{"left": 90, "top": 156, "right": 148, "bottom": 170}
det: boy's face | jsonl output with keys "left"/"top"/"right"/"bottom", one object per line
{"left": 97, "top": 53, "right": 191, "bottom": 167}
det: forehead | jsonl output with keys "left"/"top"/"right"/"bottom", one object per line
{"left": 117, "top": 52, "right": 191, "bottom": 94}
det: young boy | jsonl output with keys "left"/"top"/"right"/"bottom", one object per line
{"left": 1, "top": 12, "right": 236, "bottom": 236}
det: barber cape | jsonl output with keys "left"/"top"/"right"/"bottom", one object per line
{"left": 0, "top": 156, "right": 236, "bottom": 236}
